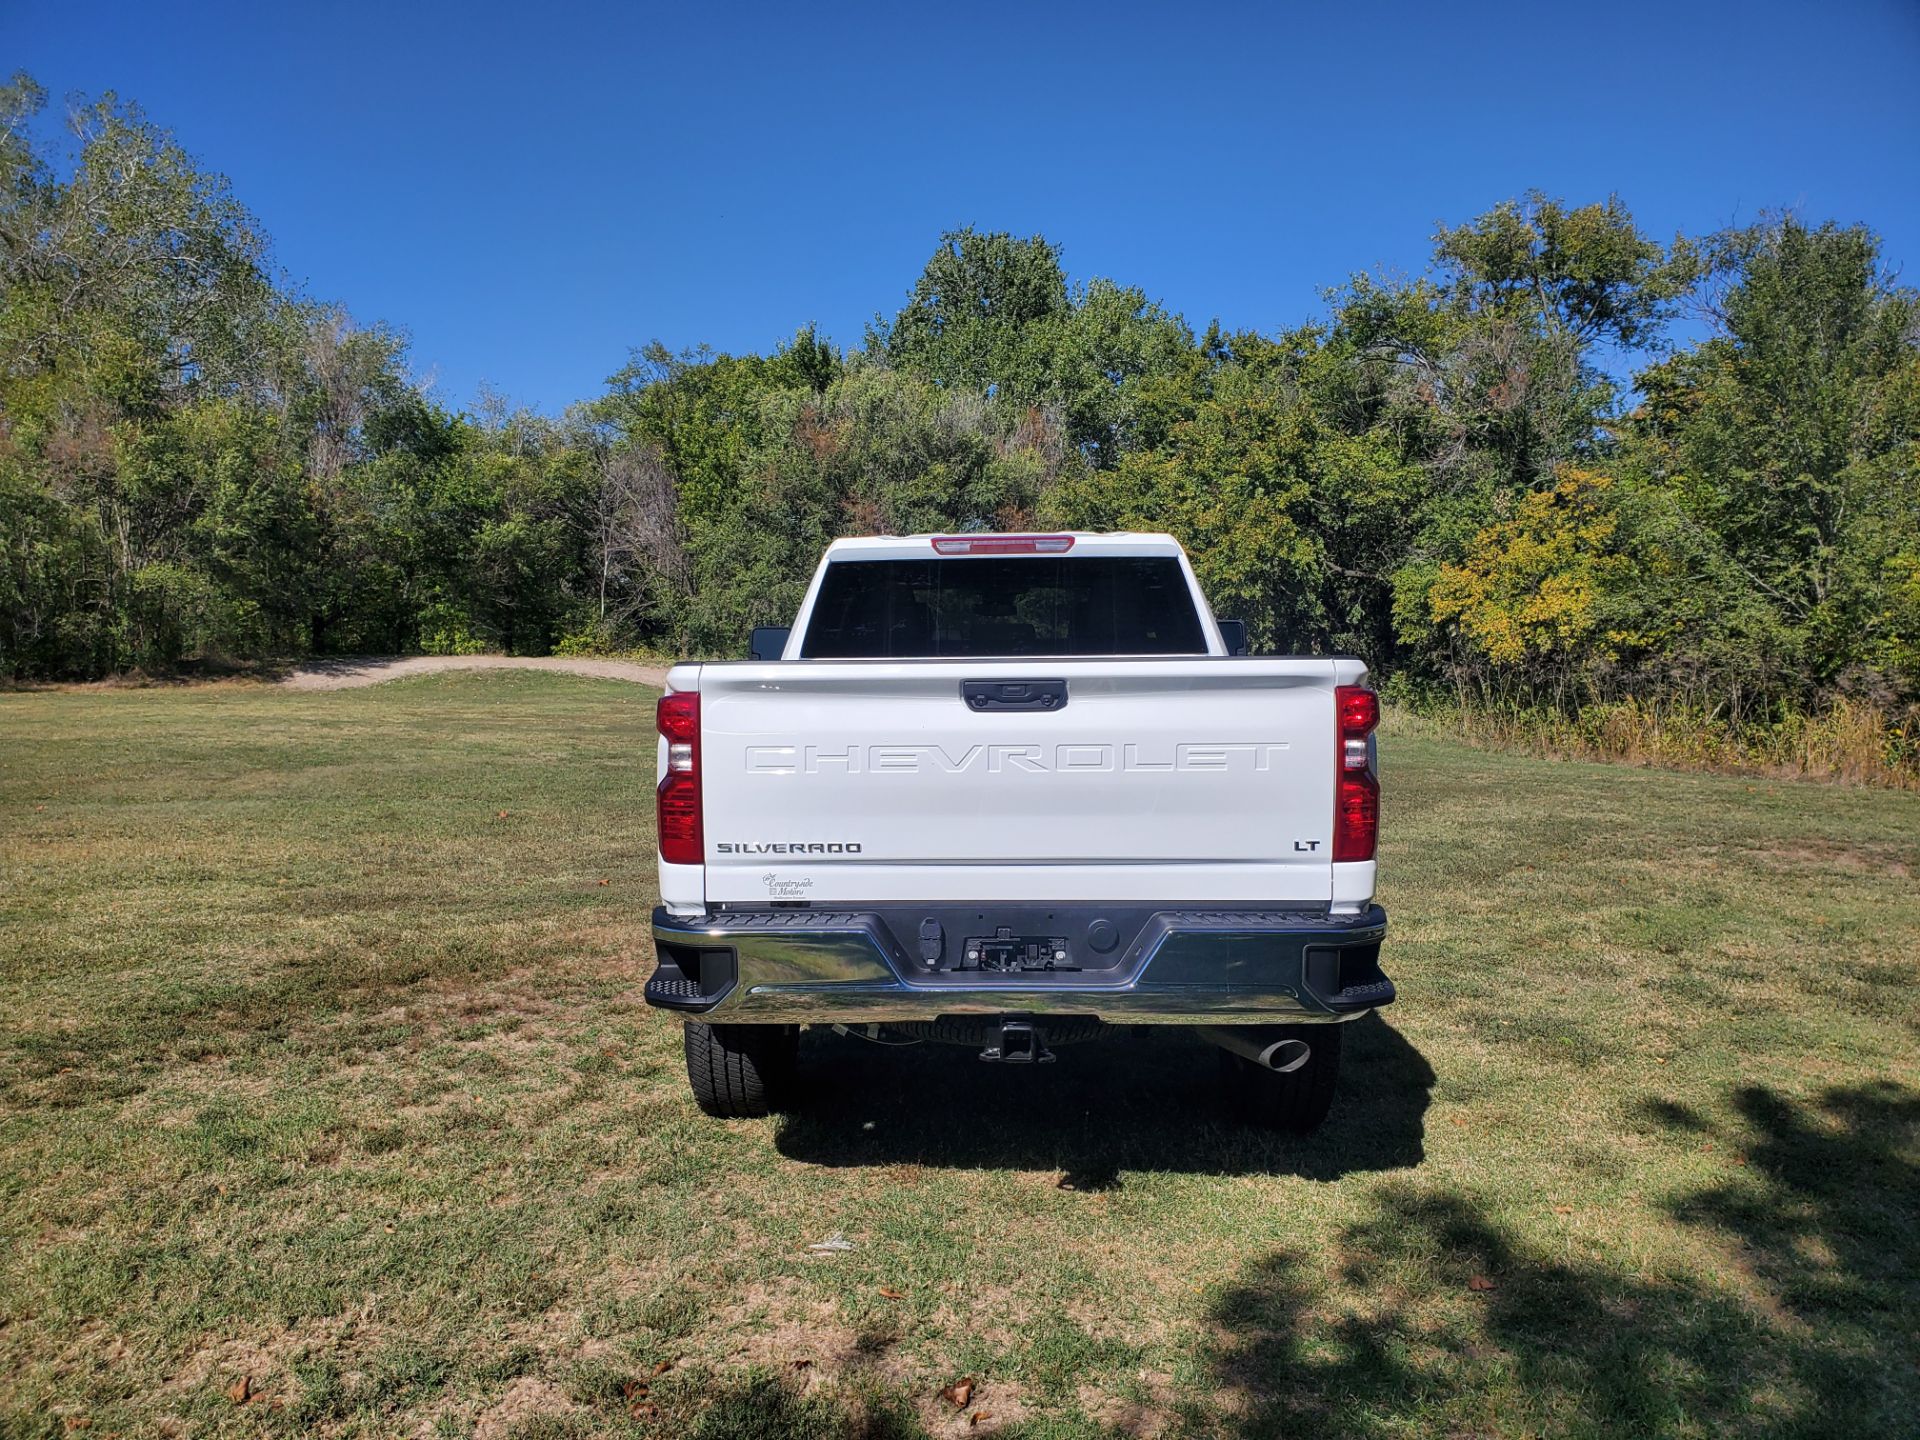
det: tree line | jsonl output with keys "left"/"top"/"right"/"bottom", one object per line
{"left": 3, "top": 74, "right": 1916, "bottom": 771}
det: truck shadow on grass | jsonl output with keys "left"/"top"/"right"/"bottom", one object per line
{"left": 1198, "top": 1079, "right": 1920, "bottom": 1438}
{"left": 772, "top": 1013, "right": 1433, "bottom": 1180}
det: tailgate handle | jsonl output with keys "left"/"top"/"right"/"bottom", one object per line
{"left": 962, "top": 679, "right": 1068, "bottom": 712}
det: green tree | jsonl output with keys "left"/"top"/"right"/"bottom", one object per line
{"left": 1630, "top": 217, "right": 1920, "bottom": 704}
{"left": 874, "top": 228, "right": 1192, "bottom": 466}
{"left": 1433, "top": 191, "right": 1697, "bottom": 348}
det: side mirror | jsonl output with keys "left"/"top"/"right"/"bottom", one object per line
{"left": 1217, "top": 619, "right": 1249, "bottom": 656}
{"left": 749, "top": 626, "right": 791, "bottom": 661}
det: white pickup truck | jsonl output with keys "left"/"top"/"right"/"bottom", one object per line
{"left": 644, "top": 532, "right": 1391, "bottom": 1131}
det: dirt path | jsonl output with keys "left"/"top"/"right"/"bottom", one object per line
{"left": 279, "top": 655, "right": 673, "bottom": 690}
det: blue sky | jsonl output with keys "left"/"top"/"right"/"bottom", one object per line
{"left": 9, "top": 0, "right": 1919, "bottom": 414}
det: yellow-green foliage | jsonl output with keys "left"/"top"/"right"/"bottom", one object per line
{"left": 1883, "top": 547, "right": 1920, "bottom": 681}
{"left": 1429, "top": 468, "right": 1628, "bottom": 667}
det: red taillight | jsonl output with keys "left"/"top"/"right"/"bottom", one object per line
{"left": 1338, "top": 687, "right": 1379, "bottom": 734}
{"left": 930, "top": 534, "right": 1075, "bottom": 555}
{"left": 1333, "top": 683, "right": 1379, "bottom": 863}
{"left": 656, "top": 692, "right": 702, "bottom": 866}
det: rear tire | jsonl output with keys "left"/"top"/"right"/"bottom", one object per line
{"left": 1221, "top": 1023, "right": 1343, "bottom": 1133}
{"left": 683, "top": 1022, "right": 799, "bottom": 1118}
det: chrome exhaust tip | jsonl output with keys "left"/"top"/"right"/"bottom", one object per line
{"left": 1196, "top": 1026, "right": 1312, "bottom": 1073}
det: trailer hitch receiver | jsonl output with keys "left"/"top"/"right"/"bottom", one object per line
{"left": 979, "top": 1019, "right": 1055, "bottom": 1063}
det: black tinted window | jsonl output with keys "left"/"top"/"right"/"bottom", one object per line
{"left": 800, "top": 556, "right": 1207, "bottom": 658}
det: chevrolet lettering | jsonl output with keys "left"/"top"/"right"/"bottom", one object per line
{"left": 744, "top": 742, "right": 1292, "bottom": 775}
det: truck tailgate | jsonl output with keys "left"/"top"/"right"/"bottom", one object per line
{"left": 693, "top": 659, "right": 1342, "bottom": 905}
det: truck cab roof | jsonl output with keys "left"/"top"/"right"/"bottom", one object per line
{"left": 819, "top": 532, "right": 1186, "bottom": 561}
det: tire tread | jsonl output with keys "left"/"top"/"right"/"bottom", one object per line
{"left": 683, "top": 1022, "right": 796, "bottom": 1117}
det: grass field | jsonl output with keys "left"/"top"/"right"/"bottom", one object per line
{"left": 2, "top": 672, "right": 1916, "bottom": 1439}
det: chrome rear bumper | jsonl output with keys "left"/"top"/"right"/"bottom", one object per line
{"left": 644, "top": 903, "right": 1391, "bottom": 1025}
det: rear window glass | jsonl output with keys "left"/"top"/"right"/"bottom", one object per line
{"left": 799, "top": 556, "right": 1207, "bottom": 658}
